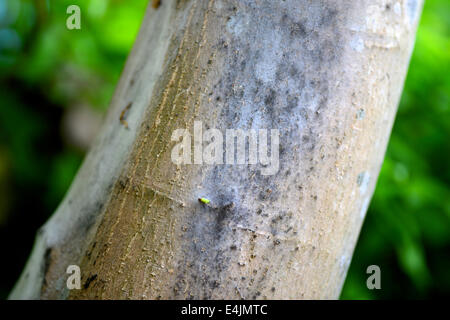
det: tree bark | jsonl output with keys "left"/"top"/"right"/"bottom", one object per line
{"left": 10, "top": 0, "right": 422, "bottom": 300}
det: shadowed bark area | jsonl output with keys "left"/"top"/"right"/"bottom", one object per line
{"left": 11, "top": 0, "right": 422, "bottom": 299}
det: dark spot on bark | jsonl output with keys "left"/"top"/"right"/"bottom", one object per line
{"left": 84, "top": 274, "right": 98, "bottom": 289}
{"left": 152, "top": 0, "right": 161, "bottom": 9}
{"left": 41, "top": 247, "right": 53, "bottom": 289}
{"left": 118, "top": 177, "right": 128, "bottom": 189}
{"left": 258, "top": 188, "right": 273, "bottom": 201}
{"left": 107, "top": 182, "right": 114, "bottom": 193}
{"left": 289, "top": 65, "right": 299, "bottom": 78}
{"left": 264, "top": 89, "right": 276, "bottom": 108}
{"left": 286, "top": 95, "right": 299, "bottom": 111}
{"left": 213, "top": 202, "right": 235, "bottom": 235}
{"left": 291, "top": 21, "right": 307, "bottom": 38}
{"left": 210, "top": 280, "right": 220, "bottom": 289}
{"left": 240, "top": 59, "right": 246, "bottom": 71}
{"left": 219, "top": 39, "right": 229, "bottom": 50}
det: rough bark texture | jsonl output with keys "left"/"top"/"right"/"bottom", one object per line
{"left": 10, "top": 0, "right": 422, "bottom": 300}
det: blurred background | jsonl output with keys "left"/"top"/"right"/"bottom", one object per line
{"left": 0, "top": 0, "right": 448, "bottom": 299}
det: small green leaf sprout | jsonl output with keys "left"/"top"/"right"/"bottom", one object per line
{"left": 198, "top": 197, "right": 210, "bottom": 204}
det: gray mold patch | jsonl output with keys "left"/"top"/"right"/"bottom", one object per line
{"left": 174, "top": 0, "right": 350, "bottom": 298}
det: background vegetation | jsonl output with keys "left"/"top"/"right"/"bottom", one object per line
{"left": 0, "top": 0, "right": 448, "bottom": 299}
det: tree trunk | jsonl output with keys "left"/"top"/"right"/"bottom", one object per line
{"left": 10, "top": 0, "right": 422, "bottom": 300}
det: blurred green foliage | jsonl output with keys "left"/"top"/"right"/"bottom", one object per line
{"left": 0, "top": 0, "right": 148, "bottom": 298}
{"left": 0, "top": 0, "right": 448, "bottom": 299}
